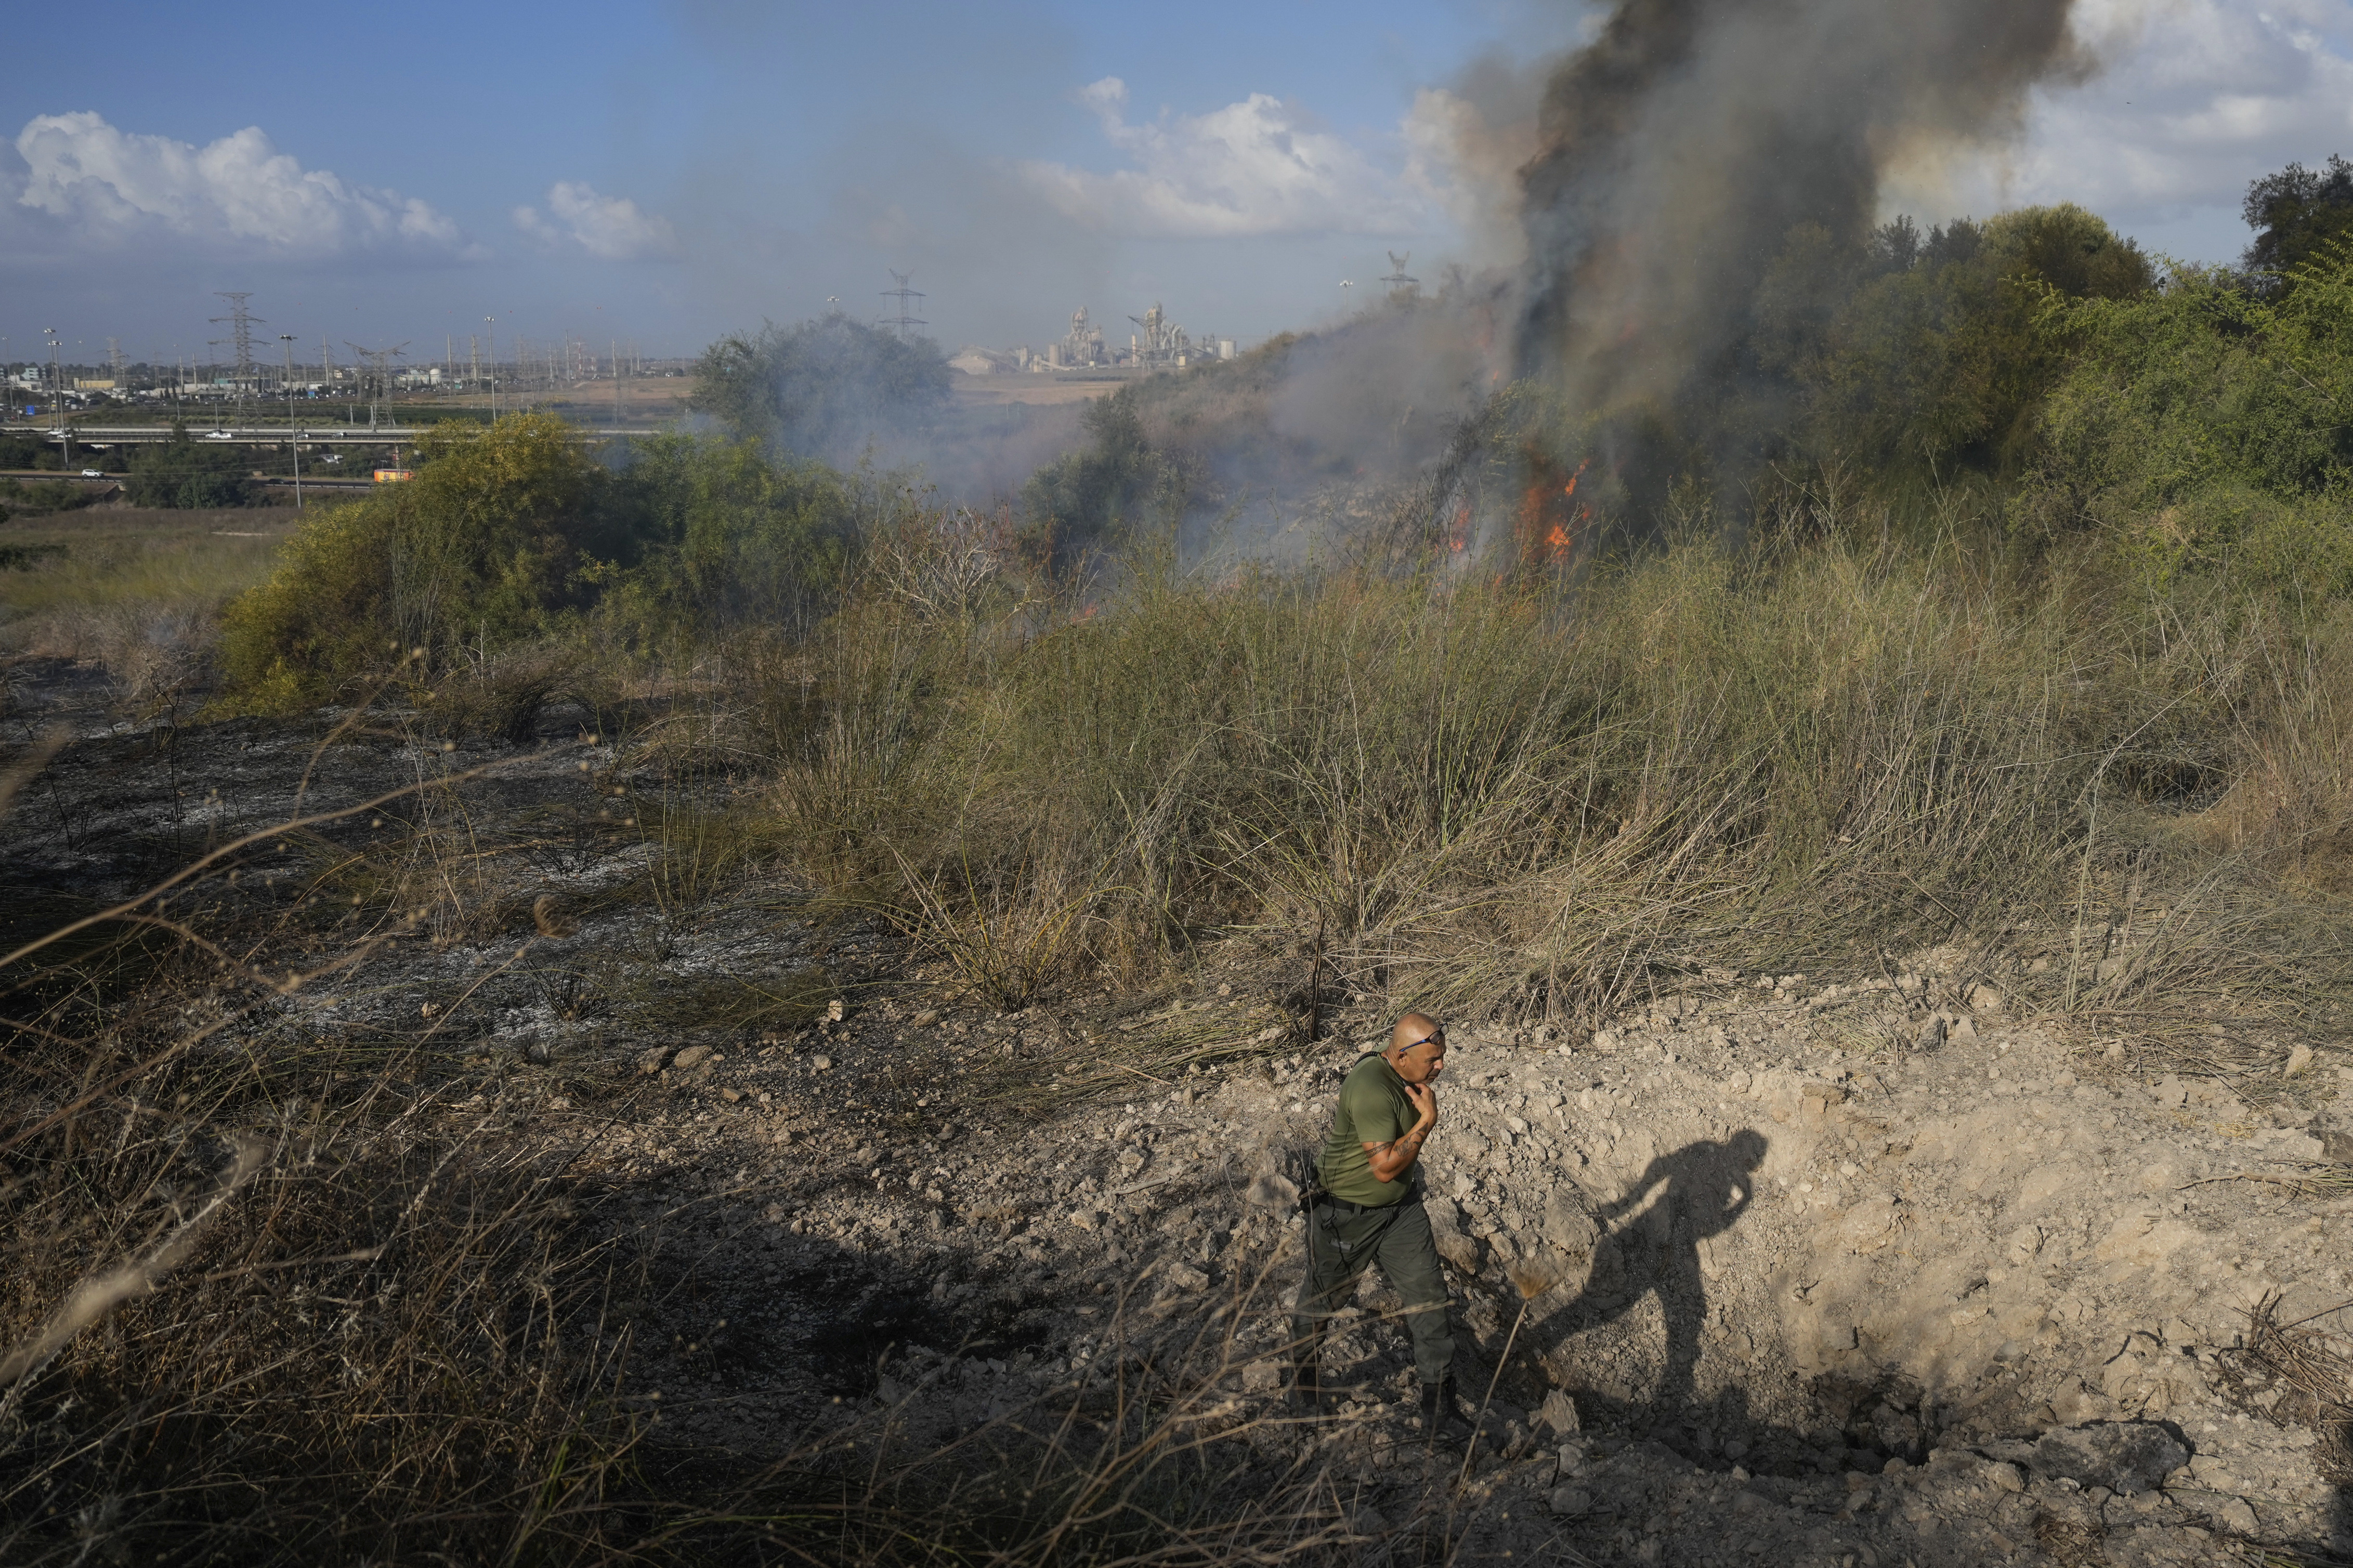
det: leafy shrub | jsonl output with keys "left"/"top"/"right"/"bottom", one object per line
{"left": 0, "top": 478, "right": 96, "bottom": 516}
{"left": 1757, "top": 203, "right": 2154, "bottom": 484}
{"left": 217, "top": 417, "right": 874, "bottom": 713}
{"left": 689, "top": 312, "right": 951, "bottom": 464}
{"left": 596, "top": 434, "right": 859, "bottom": 650}
{"left": 124, "top": 433, "right": 268, "bottom": 508}
{"left": 217, "top": 414, "right": 625, "bottom": 710}
{"left": 2026, "top": 243, "right": 2353, "bottom": 601}
{"left": 1017, "top": 388, "right": 1174, "bottom": 569}
{"left": 0, "top": 433, "right": 56, "bottom": 469}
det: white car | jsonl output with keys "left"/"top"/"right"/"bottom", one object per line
{"left": 80, "top": 468, "right": 102, "bottom": 478}
{"left": 204, "top": 430, "right": 233, "bottom": 440}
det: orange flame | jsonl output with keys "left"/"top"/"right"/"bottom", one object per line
{"left": 1517, "top": 458, "right": 1591, "bottom": 566}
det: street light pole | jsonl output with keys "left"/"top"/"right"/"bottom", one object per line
{"left": 280, "top": 333, "right": 303, "bottom": 510}
{"left": 44, "top": 328, "right": 70, "bottom": 469}
{"left": 484, "top": 317, "right": 496, "bottom": 422}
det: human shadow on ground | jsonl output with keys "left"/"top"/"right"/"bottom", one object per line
{"left": 1532, "top": 1129, "right": 1769, "bottom": 1417}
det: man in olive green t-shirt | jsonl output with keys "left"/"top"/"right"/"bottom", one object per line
{"left": 1289, "top": 1012, "right": 1466, "bottom": 1440}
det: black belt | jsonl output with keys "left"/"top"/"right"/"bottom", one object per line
{"left": 1311, "top": 1190, "right": 1414, "bottom": 1217}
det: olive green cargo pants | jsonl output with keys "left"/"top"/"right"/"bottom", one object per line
{"left": 1290, "top": 1193, "right": 1454, "bottom": 1386}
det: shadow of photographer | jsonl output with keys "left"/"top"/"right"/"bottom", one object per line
{"left": 1537, "top": 1128, "right": 1770, "bottom": 1414}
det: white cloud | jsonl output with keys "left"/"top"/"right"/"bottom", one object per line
{"left": 12, "top": 111, "right": 472, "bottom": 259}
{"left": 1019, "top": 77, "right": 1433, "bottom": 238}
{"left": 1886, "top": 0, "right": 2353, "bottom": 258}
{"left": 512, "top": 180, "right": 680, "bottom": 260}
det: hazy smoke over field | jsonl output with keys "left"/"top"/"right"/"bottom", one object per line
{"left": 1164, "top": 0, "right": 2096, "bottom": 564}
{"left": 1510, "top": 0, "right": 2083, "bottom": 407}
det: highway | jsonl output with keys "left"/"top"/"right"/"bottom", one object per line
{"left": 1, "top": 423, "right": 664, "bottom": 446}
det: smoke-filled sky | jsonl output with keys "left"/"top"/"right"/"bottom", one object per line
{"left": 2, "top": 0, "right": 2349, "bottom": 367}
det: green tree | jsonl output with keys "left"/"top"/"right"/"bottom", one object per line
{"left": 2027, "top": 242, "right": 2353, "bottom": 598}
{"left": 689, "top": 313, "right": 950, "bottom": 463}
{"left": 2036, "top": 245, "right": 2353, "bottom": 506}
{"left": 2243, "top": 155, "right": 2353, "bottom": 287}
{"left": 1763, "top": 203, "right": 2153, "bottom": 482}
{"left": 0, "top": 433, "right": 53, "bottom": 470}
{"left": 1018, "top": 388, "right": 1170, "bottom": 571}
{"left": 124, "top": 431, "right": 267, "bottom": 508}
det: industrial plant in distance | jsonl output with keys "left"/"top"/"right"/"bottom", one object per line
{"left": 946, "top": 303, "right": 1239, "bottom": 378}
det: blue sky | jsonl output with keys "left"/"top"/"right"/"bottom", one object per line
{"left": 4, "top": 0, "right": 2351, "bottom": 367}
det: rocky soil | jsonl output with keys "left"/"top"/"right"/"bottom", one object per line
{"left": 7, "top": 666, "right": 2350, "bottom": 1566}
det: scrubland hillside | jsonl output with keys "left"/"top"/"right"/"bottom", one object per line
{"left": 3, "top": 217, "right": 2352, "bottom": 1565}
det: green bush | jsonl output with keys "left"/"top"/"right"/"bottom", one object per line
{"left": 0, "top": 477, "right": 97, "bottom": 516}
{"left": 216, "top": 417, "right": 875, "bottom": 713}
{"left": 1759, "top": 203, "right": 2153, "bottom": 484}
{"left": 124, "top": 432, "right": 269, "bottom": 508}
{"left": 0, "top": 433, "right": 57, "bottom": 470}
{"left": 689, "top": 312, "right": 951, "bottom": 463}
{"left": 217, "top": 414, "right": 624, "bottom": 710}
{"left": 2024, "top": 242, "right": 2353, "bottom": 600}
{"left": 1017, "top": 388, "right": 1174, "bottom": 569}
{"left": 596, "top": 434, "right": 859, "bottom": 651}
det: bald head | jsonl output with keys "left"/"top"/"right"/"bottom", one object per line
{"left": 1386, "top": 1012, "right": 1446, "bottom": 1083}
{"left": 1392, "top": 1013, "right": 1443, "bottom": 1052}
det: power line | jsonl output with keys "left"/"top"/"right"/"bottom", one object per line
{"left": 344, "top": 341, "right": 409, "bottom": 431}
{"left": 880, "top": 270, "right": 926, "bottom": 338}
{"left": 1381, "top": 251, "right": 1418, "bottom": 300}
{"left": 210, "top": 291, "right": 262, "bottom": 421}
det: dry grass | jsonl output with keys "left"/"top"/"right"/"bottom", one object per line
{"left": 0, "top": 724, "right": 1383, "bottom": 1565}
{"left": 2231, "top": 1291, "right": 2353, "bottom": 1440}
{"left": 0, "top": 956, "right": 647, "bottom": 1563}
{"left": 8, "top": 462, "right": 2353, "bottom": 1561}
{"left": 694, "top": 1267, "right": 1380, "bottom": 1568}
{"left": 713, "top": 507, "right": 2353, "bottom": 1040}
{"left": 0, "top": 506, "right": 294, "bottom": 703}
{"left": 0, "top": 899, "right": 1410, "bottom": 1565}
{"left": 0, "top": 669, "right": 1426, "bottom": 1564}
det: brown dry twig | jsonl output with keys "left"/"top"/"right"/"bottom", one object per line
{"left": 0, "top": 1135, "right": 264, "bottom": 1392}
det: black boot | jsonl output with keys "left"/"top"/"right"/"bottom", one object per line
{"left": 1420, "top": 1373, "right": 1470, "bottom": 1444}
{"left": 1288, "top": 1356, "right": 1323, "bottom": 1415}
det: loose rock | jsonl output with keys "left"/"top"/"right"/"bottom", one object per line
{"left": 2029, "top": 1422, "right": 2188, "bottom": 1496}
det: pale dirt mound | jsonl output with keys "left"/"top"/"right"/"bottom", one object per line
{"left": 581, "top": 966, "right": 2349, "bottom": 1568}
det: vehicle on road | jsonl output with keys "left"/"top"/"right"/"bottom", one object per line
{"left": 204, "top": 430, "right": 233, "bottom": 440}
{"left": 80, "top": 468, "right": 102, "bottom": 478}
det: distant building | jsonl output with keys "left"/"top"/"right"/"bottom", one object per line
{"left": 1055, "top": 307, "right": 1110, "bottom": 368}
{"left": 949, "top": 346, "right": 1017, "bottom": 376}
{"left": 1127, "top": 302, "right": 1188, "bottom": 367}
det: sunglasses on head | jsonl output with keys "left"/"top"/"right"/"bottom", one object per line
{"left": 1402, "top": 1032, "right": 1445, "bottom": 1052}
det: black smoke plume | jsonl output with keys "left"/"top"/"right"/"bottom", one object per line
{"left": 1512, "top": 0, "right": 2083, "bottom": 447}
